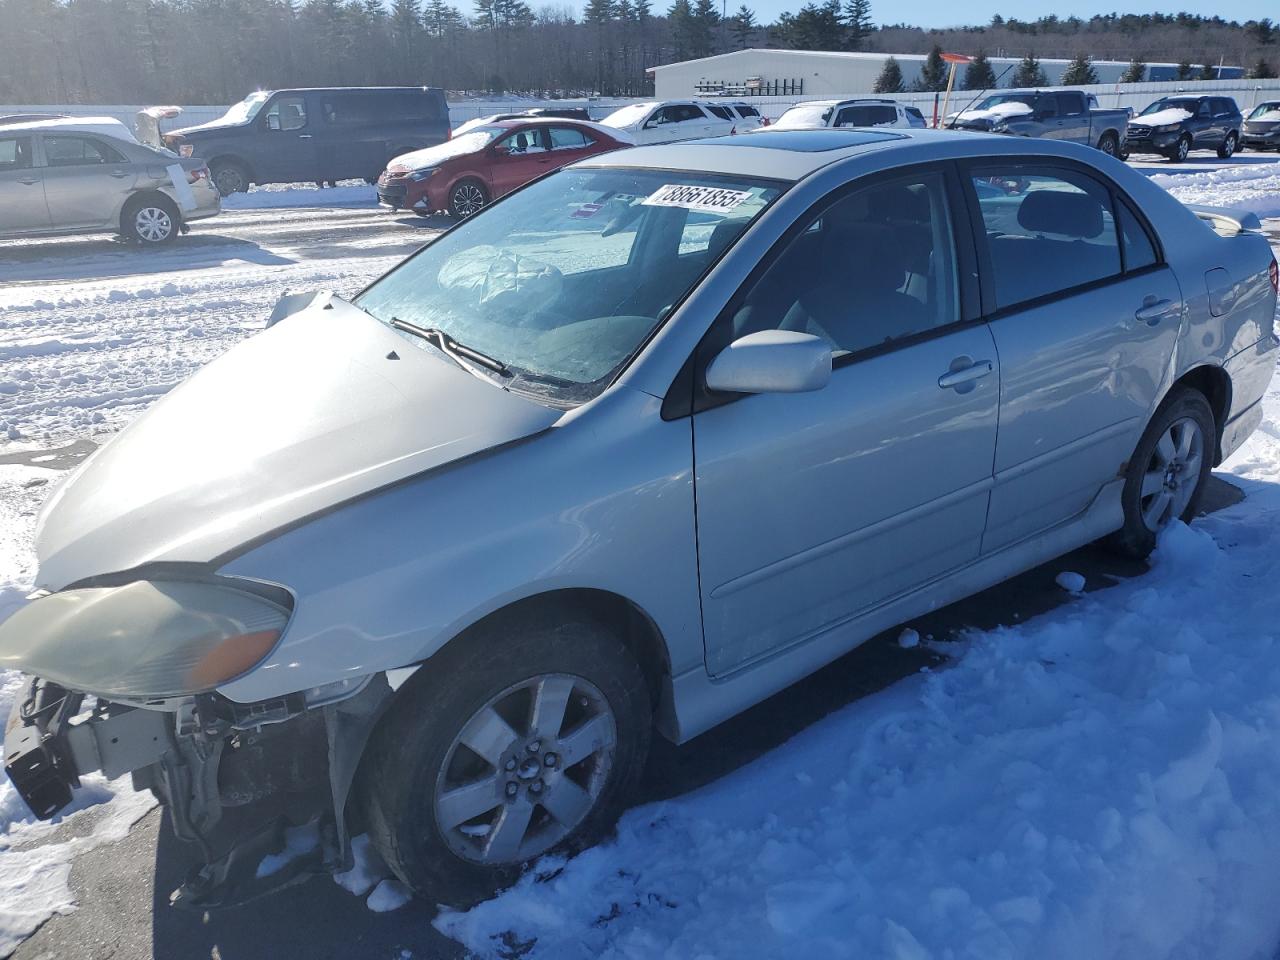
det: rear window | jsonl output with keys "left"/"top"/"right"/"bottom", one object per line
{"left": 705, "top": 105, "right": 734, "bottom": 120}
{"left": 835, "top": 105, "right": 897, "bottom": 127}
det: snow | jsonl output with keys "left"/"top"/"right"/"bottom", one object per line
{"left": 955, "top": 101, "right": 1035, "bottom": 123}
{"left": 254, "top": 820, "right": 320, "bottom": 879}
{"left": 896, "top": 627, "right": 920, "bottom": 649}
{"left": 1133, "top": 108, "right": 1195, "bottom": 127}
{"left": 1149, "top": 165, "right": 1280, "bottom": 220}
{"left": 1054, "top": 571, "right": 1086, "bottom": 593}
{"left": 219, "top": 181, "right": 378, "bottom": 210}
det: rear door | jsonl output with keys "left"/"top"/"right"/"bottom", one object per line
{"left": 315, "top": 91, "right": 386, "bottom": 181}
{"left": 39, "top": 134, "right": 137, "bottom": 229}
{"left": 964, "top": 161, "right": 1183, "bottom": 553}
{"left": 256, "top": 93, "right": 319, "bottom": 183}
{"left": 1056, "top": 93, "right": 1091, "bottom": 143}
{"left": 0, "top": 135, "right": 49, "bottom": 233}
{"left": 692, "top": 166, "right": 999, "bottom": 675}
{"left": 544, "top": 125, "right": 603, "bottom": 168}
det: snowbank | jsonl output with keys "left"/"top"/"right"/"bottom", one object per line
{"left": 1150, "top": 164, "right": 1280, "bottom": 220}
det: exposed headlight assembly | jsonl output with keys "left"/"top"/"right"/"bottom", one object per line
{"left": 1155, "top": 123, "right": 1182, "bottom": 134}
{"left": 0, "top": 580, "right": 289, "bottom": 699}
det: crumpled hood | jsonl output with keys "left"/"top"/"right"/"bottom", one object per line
{"left": 35, "top": 298, "right": 561, "bottom": 590}
{"left": 170, "top": 118, "right": 243, "bottom": 137}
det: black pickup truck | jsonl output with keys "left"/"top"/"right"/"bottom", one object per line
{"left": 1125, "top": 95, "right": 1243, "bottom": 162}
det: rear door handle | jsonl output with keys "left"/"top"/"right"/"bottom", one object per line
{"left": 1135, "top": 298, "right": 1180, "bottom": 325}
{"left": 18, "top": 176, "right": 39, "bottom": 185}
{"left": 938, "top": 359, "right": 994, "bottom": 390}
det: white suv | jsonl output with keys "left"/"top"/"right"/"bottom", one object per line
{"left": 770, "top": 98, "right": 916, "bottom": 131}
{"left": 601, "top": 100, "right": 754, "bottom": 144}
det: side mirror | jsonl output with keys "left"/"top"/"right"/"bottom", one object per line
{"left": 705, "top": 330, "right": 832, "bottom": 395}
{"left": 266, "top": 114, "right": 281, "bottom": 131}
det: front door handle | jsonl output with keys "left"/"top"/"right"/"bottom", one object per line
{"left": 1135, "top": 298, "right": 1180, "bottom": 325}
{"left": 110, "top": 169, "right": 130, "bottom": 178}
{"left": 938, "top": 359, "right": 994, "bottom": 390}
{"left": 297, "top": 134, "right": 313, "bottom": 139}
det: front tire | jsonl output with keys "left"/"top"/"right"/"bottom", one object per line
{"left": 122, "top": 196, "right": 179, "bottom": 245}
{"left": 1169, "top": 134, "right": 1191, "bottom": 162}
{"left": 1217, "top": 132, "right": 1238, "bottom": 159}
{"left": 449, "top": 179, "right": 488, "bottom": 219}
{"left": 1106, "top": 388, "right": 1214, "bottom": 559}
{"left": 210, "top": 160, "right": 249, "bottom": 196}
{"left": 357, "top": 612, "right": 651, "bottom": 907}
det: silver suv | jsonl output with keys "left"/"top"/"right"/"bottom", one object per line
{"left": 0, "top": 116, "right": 220, "bottom": 245}
{"left": 770, "top": 98, "right": 916, "bottom": 130}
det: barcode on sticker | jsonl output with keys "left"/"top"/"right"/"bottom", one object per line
{"left": 642, "top": 184, "right": 751, "bottom": 213}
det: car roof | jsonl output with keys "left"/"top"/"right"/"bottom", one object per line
{"left": 579, "top": 127, "right": 1106, "bottom": 182}
{"left": 0, "top": 116, "right": 138, "bottom": 141}
{"left": 477, "top": 116, "right": 635, "bottom": 143}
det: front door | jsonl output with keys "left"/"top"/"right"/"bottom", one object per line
{"left": 488, "top": 127, "right": 552, "bottom": 197}
{"left": 692, "top": 169, "right": 1000, "bottom": 676}
{"left": 0, "top": 135, "right": 48, "bottom": 232}
{"left": 257, "top": 94, "right": 319, "bottom": 183}
{"left": 965, "top": 163, "right": 1183, "bottom": 552}
{"left": 39, "top": 134, "right": 137, "bottom": 229}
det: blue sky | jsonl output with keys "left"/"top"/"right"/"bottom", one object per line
{"left": 736, "top": 1, "right": 1276, "bottom": 27}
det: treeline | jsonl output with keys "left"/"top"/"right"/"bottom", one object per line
{"left": 0, "top": 1, "right": 1275, "bottom": 105}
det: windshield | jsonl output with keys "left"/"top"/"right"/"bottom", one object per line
{"left": 1249, "top": 102, "right": 1280, "bottom": 120}
{"left": 1142, "top": 99, "right": 1198, "bottom": 116}
{"left": 220, "top": 91, "right": 270, "bottom": 125}
{"left": 390, "top": 129, "right": 504, "bottom": 169}
{"left": 601, "top": 104, "right": 654, "bottom": 128}
{"left": 773, "top": 104, "right": 834, "bottom": 129}
{"left": 355, "top": 167, "right": 784, "bottom": 403}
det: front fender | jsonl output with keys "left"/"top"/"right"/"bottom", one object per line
{"left": 214, "top": 385, "right": 703, "bottom": 704}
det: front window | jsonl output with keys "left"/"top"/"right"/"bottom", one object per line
{"left": 1249, "top": 102, "right": 1280, "bottom": 121}
{"left": 355, "top": 168, "right": 784, "bottom": 403}
{"left": 220, "top": 91, "right": 270, "bottom": 125}
{"left": 773, "top": 104, "right": 834, "bottom": 129}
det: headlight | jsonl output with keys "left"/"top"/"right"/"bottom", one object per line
{"left": 1155, "top": 123, "right": 1181, "bottom": 134}
{"left": 408, "top": 168, "right": 437, "bottom": 182}
{"left": 0, "top": 580, "right": 289, "bottom": 699}
{"left": 180, "top": 144, "right": 193, "bottom": 158}
{"left": 991, "top": 120, "right": 1009, "bottom": 132}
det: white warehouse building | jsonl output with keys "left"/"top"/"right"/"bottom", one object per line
{"left": 647, "top": 48, "right": 1243, "bottom": 99}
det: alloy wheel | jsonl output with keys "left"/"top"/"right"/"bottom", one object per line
{"left": 1175, "top": 137, "right": 1190, "bottom": 161}
{"left": 452, "top": 183, "right": 485, "bottom": 217}
{"left": 433, "top": 673, "right": 616, "bottom": 865}
{"left": 1139, "top": 416, "right": 1204, "bottom": 532}
{"left": 134, "top": 207, "right": 173, "bottom": 243}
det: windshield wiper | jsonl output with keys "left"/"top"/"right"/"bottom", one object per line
{"left": 390, "top": 318, "right": 509, "bottom": 376}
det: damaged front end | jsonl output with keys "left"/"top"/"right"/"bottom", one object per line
{"left": 1, "top": 578, "right": 400, "bottom": 907}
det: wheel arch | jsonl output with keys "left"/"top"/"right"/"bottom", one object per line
{"left": 208, "top": 153, "right": 255, "bottom": 183}
{"left": 1168, "top": 363, "right": 1232, "bottom": 464}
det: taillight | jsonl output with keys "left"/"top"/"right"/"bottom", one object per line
{"left": 187, "top": 167, "right": 209, "bottom": 184}
{"left": 1270, "top": 256, "right": 1278, "bottom": 296}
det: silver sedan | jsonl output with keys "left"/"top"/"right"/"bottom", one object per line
{"left": 2, "top": 128, "right": 1276, "bottom": 908}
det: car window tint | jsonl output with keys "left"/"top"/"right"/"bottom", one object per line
{"left": 266, "top": 96, "right": 308, "bottom": 131}
{"left": 730, "top": 172, "right": 960, "bottom": 357}
{"left": 735, "top": 105, "right": 760, "bottom": 118}
{"left": 835, "top": 105, "right": 896, "bottom": 127}
{"left": 706, "top": 104, "right": 734, "bottom": 120}
{"left": 0, "top": 136, "right": 33, "bottom": 170}
{"left": 548, "top": 126, "right": 590, "bottom": 150}
{"left": 498, "top": 128, "right": 546, "bottom": 153}
{"left": 43, "top": 136, "right": 123, "bottom": 166}
{"left": 1059, "top": 94, "right": 1085, "bottom": 116}
{"left": 1116, "top": 200, "right": 1158, "bottom": 271}
{"left": 1037, "top": 96, "right": 1058, "bottom": 118}
{"left": 972, "top": 167, "right": 1122, "bottom": 309}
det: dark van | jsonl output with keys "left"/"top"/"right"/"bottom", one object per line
{"left": 166, "top": 87, "right": 451, "bottom": 196}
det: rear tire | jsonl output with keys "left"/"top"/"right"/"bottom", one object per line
{"left": 449, "top": 179, "right": 488, "bottom": 219}
{"left": 1097, "top": 131, "right": 1119, "bottom": 157}
{"left": 210, "top": 160, "right": 249, "bottom": 196}
{"left": 1105, "top": 388, "right": 1214, "bottom": 560}
{"left": 1217, "top": 132, "right": 1238, "bottom": 159}
{"left": 357, "top": 612, "right": 651, "bottom": 908}
{"left": 121, "top": 195, "right": 179, "bottom": 246}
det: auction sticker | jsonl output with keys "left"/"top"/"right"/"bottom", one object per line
{"left": 642, "top": 184, "right": 751, "bottom": 213}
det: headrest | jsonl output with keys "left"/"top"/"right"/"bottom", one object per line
{"left": 1017, "top": 190, "right": 1104, "bottom": 239}
{"left": 867, "top": 184, "right": 930, "bottom": 223}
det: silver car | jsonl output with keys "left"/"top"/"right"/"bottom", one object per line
{"left": 0, "top": 116, "right": 220, "bottom": 245}
{"left": 2, "top": 129, "right": 1277, "bottom": 908}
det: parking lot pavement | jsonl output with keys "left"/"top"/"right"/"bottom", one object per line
{"left": 8, "top": 444, "right": 1244, "bottom": 960}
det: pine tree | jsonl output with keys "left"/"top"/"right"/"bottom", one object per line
{"left": 962, "top": 50, "right": 996, "bottom": 90}
{"left": 689, "top": 0, "right": 718, "bottom": 57}
{"left": 872, "top": 55, "right": 904, "bottom": 93}
{"left": 1175, "top": 59, "right": 1193, "bottom": 80}
{"left": 1060, "top": 53, "right": 1097, "bottom": 85}
{"left": 1120, "top": 58, "right": 1146, "bottom": 83}
{"left": 1248, "top": 58, "right": 1277, "bottom": 79}
{"left": 1012, "top": 53, "right": 1048, "bottom": 87}
{"left": 667, "top": 0, "right": 693, "bottom": 60}
{"left": 914, "top": 44, "right": 946, "bottom": 92}
{"left": 391, "top": 0, "right": 421, "bottom": 75}
{"left": 843, "top": 0, "right": 871, "bottom": 50}
{"left": 731, "top": 5, "right": 755, "bottom": 48}
{"left": 1198, "top": 62, "right": 1216, "bottom": 80}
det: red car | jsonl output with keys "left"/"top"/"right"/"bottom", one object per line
{"left": 377, "top": 118, "right": 632, "bottom": 218}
